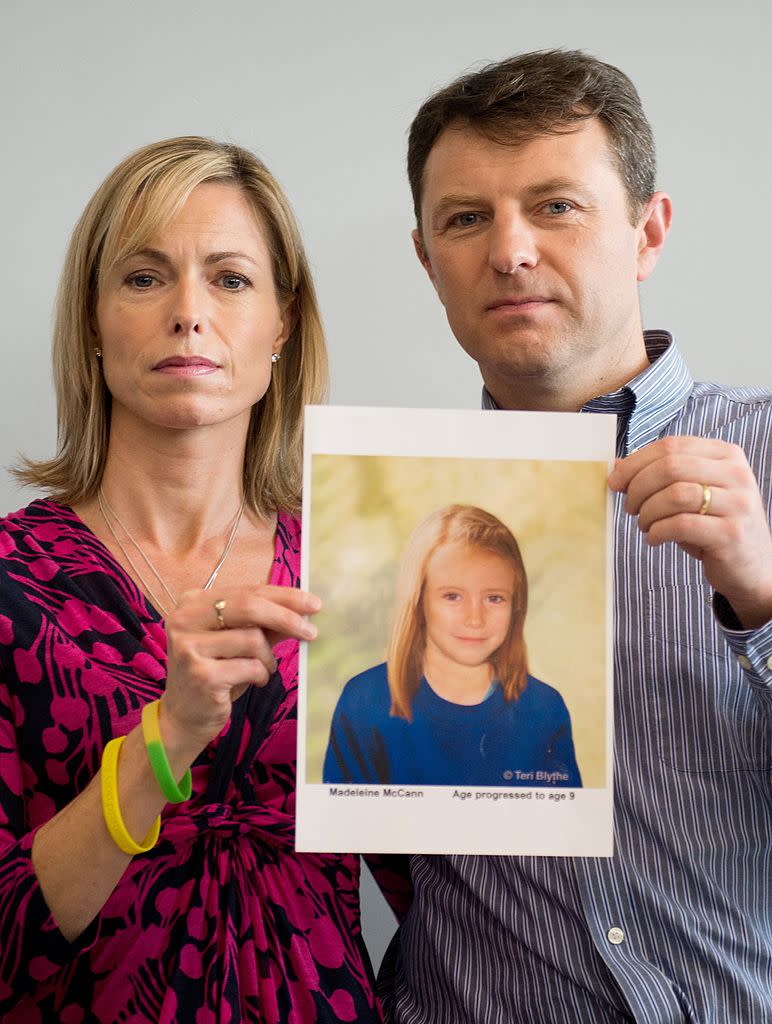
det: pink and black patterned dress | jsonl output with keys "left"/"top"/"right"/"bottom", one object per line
{"left": 0, "top": 499, "right": 381, "bottom": 1023}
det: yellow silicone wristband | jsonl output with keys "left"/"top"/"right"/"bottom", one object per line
{"left": 100, "top": 736, "right": 161, "bottom": 856}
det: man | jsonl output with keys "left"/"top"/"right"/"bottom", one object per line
{"left": 377, "top": 50, "right": 772, "bottom": 1023}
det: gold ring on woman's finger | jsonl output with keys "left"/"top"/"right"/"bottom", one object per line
{"left": 214, "top": 599, "right": 227, "bottom": 629}
{"left": 698, "top": 484, "right": 712, "bottom": 516}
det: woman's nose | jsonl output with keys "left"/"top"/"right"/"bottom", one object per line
{"left": 169, "top": 280, "right": 208, "bottom": 336}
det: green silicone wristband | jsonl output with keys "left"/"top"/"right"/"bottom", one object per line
{"left": 141, "top": 700, "right": 192, "bottom": 804}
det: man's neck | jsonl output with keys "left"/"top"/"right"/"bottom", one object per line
{"left": 482, "top": 334, "right": 651, "bottom": 412}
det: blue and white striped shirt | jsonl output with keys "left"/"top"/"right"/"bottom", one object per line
{"left": 378, "top": 333, "right": 772, "bottom": 1023}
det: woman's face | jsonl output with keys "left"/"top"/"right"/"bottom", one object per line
{"left": 95, "top": 181, "right": 289, "bottom": 436}
{"left": 421, "top": 541, "right": 515, "bottom": 671}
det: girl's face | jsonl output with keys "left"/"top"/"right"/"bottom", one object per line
{"left": 421, "top": 541, "right": 515, "bottom": 671}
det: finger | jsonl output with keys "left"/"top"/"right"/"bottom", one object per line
{"left": 172, "top": 592, "right": 319, "bottom": 640}
{"left": 636, "top": 481, "right": 721, "bottom": 532}
{"left": 190, "top": 657, "right": 275, "bottom": 692}
{"left": 642, "top": 511, "right": 726, "bottom": 553}
{"left": 623, "top": 454, "right": 739, "bottom": 515}
{"left": 170, "top": 646, "right": 276, "bottom": 692}
{"left": 191, "top": 626, "right": 278, "bottom": 670}
{"left": 608, "top": 437, "right": 736, "bottom": 493}
{"left": 183, "top": 585, "right": 321, "bottom": 615}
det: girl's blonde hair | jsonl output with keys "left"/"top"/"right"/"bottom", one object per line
{"left": 386, "top": 504, "right": 529, "bottom": 721}
{"left": 15, "top": 135, "right": 328, "bottom": 516}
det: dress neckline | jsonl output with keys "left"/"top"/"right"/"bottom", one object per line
{"left": 23, "top": 498, "right": 290, "bottom": 623}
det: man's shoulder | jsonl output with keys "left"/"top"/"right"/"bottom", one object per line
{"left": 672, "top": 379, "right": 772, "bottom": 450}
{"left": 689, "top": 379, "right": 772, "bottom": 409}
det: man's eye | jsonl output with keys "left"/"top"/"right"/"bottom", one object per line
{"left": 451, "top": 212, "right": 480, "bottom": 227}
{"left": 545, "top": 201, "right": 572, "bottom": 215}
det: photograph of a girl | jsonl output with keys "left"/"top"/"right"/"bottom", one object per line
{"left": 323, "top": 504, "right": 582, "bottom": 788}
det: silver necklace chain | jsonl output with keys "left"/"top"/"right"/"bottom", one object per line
{"left": 97, "top": 487, "right": 246, "bottom": 618}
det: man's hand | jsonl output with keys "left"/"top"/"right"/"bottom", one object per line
{"left": 608, "top": 436, "right": 772, "bottom": 629}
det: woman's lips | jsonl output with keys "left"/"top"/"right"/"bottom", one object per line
{"left": 153, "top": 356, "right": 219, "bottom": 376}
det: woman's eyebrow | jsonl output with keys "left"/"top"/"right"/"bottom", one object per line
{"left": 118, "top": 249, "right": 259, "bottom": 267}
{"left": 118, "top": 247, "right": 171, "bottom": 268}
{"left": 204, "top": 251, "right": 258, "bottom": 266}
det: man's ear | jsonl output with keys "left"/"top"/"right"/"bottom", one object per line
{"left": 636, "top": 191, "right": 672, "bottom": 282}
{"left": 412, "top": 228, "right": 440, "bottom": 292}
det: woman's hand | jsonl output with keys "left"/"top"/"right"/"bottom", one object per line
{"left": 160, "top": 585, "right": 321, "bottom": 759}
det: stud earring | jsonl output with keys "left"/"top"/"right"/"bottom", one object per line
{"left": 271, "top": 353, "right": 280, "bottom": 364}
{"left": 95, "top": 347, "right": 102, "bottom": 358}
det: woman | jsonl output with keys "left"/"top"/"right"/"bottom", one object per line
{"left": 0, "top": 137, "right": 381, "bottom": 1022}
{"left": 324, "top": 504, "right": 581, "bottom": 788}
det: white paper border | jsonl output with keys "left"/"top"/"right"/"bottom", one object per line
{"left": 297, "top": 405, "right": 615, "bottom": 857}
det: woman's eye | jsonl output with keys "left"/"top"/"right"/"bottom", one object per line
{"left": 442, "top": 591, "right": 462, "bottom": 602}
{"left": 487, "top": 594, "right": 506, "bottom": 604}
{"left": 220, "top": 274, "right": 249, "bottom": 290}
{"left": 126, "top": 273, "right": 156, "bottom": 289}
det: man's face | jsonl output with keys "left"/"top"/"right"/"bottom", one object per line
{"left": 415, "top": 118, "right": 669, "bottom": 410}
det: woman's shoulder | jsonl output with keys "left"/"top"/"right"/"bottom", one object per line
{"left": 0, "top": 498, "right": 87, "bottom": 559}
{"left": 2, "top": 497, "right": 73, "bottom": 529}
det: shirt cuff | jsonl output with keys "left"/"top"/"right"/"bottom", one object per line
{"left": 713, "top": 592, "right": 772, "bottom": 686}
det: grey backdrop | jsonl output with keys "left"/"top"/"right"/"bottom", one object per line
{"left": 2, "top": 0, "right": 771, "bottom": 968}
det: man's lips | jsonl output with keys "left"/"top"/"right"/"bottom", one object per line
{"left": 153, "top": 356, "right": 220, "bottom": 375}
{"left": 486, "top": 296, "right": 554, "bottom": 311}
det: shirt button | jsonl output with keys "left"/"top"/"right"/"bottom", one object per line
{"left": 737, "top": 655, "right": 752, "bottom": 671}
{"left": 607, "top": 927, "right": 625, "bottom": 945}
{"left": 766, "top": 655, "right": 772, "bottom": 672}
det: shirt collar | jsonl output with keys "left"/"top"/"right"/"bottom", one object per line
{"left": 481, "top": 331, "right": 694, "bottom": 455}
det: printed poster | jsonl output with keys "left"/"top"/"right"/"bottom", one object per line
{"left": 296, "top": 406, "right": 615, "bottom": 856}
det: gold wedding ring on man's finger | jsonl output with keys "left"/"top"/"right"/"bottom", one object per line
{"left": 214, "top": 599, "right": 227, "bottom": 629}
{"left": 698, "top": 483, "right": 712, "bottom": 516}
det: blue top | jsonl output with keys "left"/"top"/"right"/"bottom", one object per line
{"left": 323, "top": 662, "right": 581, "bottom": 787}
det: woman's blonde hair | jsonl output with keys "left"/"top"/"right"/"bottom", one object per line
{"left": 387, "top": 504, "right": 529, "bottom": 721}
{"left": 15, "top": 135, "right": 328, "bottom": 516}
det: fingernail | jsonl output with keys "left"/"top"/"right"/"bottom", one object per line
{"left": 303, "top": 622, "right": 318, "bottom": 640}
{"left": 307, "top": 595, "right": 322, "bottom": 612}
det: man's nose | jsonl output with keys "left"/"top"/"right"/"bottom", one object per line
{"left": 488, "top": 213, "right": 538, "bottom": 274}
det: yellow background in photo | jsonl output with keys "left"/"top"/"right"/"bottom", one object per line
{"left": 306, "top": 454, "right": 609, "bottom": 787}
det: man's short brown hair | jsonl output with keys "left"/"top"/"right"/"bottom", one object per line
{"left": 408, "top": 49, "right": 656, "bottom": 230}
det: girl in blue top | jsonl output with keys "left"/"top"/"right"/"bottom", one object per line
{"left": 323, "top": 504, "right": 581, "bottom": 788}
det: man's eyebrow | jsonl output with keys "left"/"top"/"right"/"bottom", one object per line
{"left": 522, "top": 177, "right": 594, "bottom": 198}
{"left": 431, "top": 194, "right": 483, "bottom": 216}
